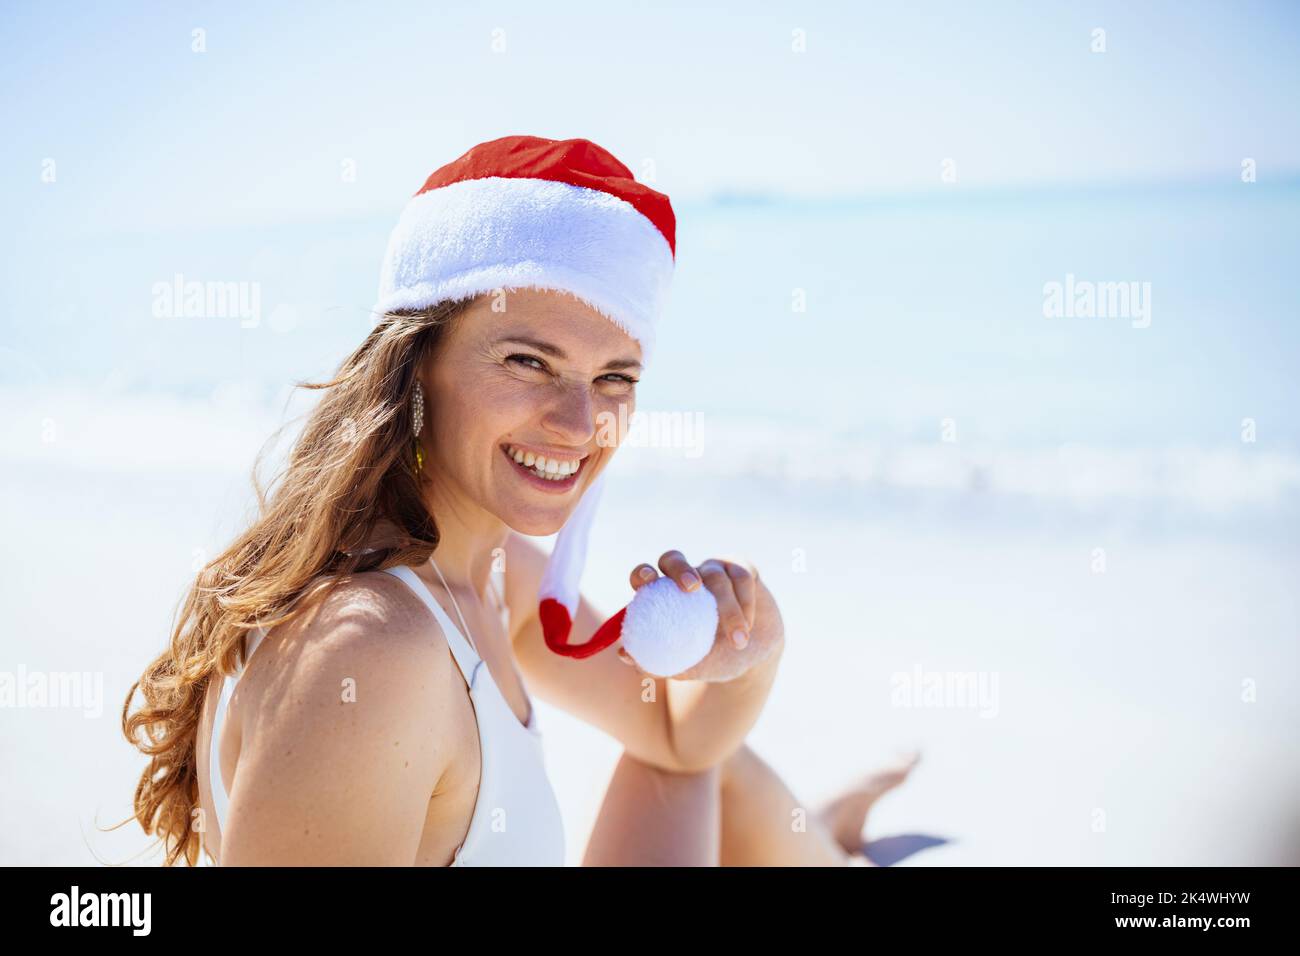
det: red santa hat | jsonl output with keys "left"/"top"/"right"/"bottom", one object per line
{"left": 374, "top": 134, "right": 678, "bottom": 661}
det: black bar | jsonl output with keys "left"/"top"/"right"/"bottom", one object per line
{"left": 5, "top": 865, "right": 1292, "bottom": 940}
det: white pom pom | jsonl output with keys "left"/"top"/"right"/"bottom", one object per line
{"left": 621, "top": 576, "right": 718, "bottom": 677}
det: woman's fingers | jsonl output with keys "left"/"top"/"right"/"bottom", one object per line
{"left": 623, "top": 552, "right": 763, "bottom": 664}
{"left": 697, "top": 559, "right": 749, "bottom": 649}
{"left": 629, "top": 563, "right": 659, "bottom": 591}
{"left": 657, "top": 550, "right": 701, "bottom": 592}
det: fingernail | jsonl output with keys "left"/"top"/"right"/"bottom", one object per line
{"left": 732, "top": 629, "right": 749, "bottom": 649}
{"left": 638, "top": 566, "right": 656, "bottom": 581}
{"left": 682, "top": 572, "right": 700, "bottom": 590}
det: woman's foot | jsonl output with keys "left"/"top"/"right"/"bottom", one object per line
{"left": 817, "top": 750, "right": 921, "bottom": 854}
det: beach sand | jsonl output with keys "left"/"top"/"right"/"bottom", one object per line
{"left": 4, "top": 415, "right": 1295, "bottom": 866}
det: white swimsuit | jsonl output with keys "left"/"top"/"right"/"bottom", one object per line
{"left": 208, "top": 564, "right": 567, "bottom": 866}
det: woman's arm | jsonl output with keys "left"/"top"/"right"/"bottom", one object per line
{"left": 505, "top": 534, "right": 785, "bottom": 774}
{"left": 659, "top": 570, "right": 784, "bottom": 771}
{"left": 220, "top": 576, "right": 460, "bottom": 865}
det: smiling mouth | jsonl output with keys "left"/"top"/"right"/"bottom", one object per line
{"left": 500, "top": 444, "right": 586, "bottom": 490}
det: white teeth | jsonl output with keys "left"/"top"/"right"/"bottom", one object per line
{"left": 505, "top": 445, "right": 582, "bottom": 481}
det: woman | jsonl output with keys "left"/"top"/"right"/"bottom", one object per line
{"left": 122, "top": 135, "right": 911, "bottom": 866}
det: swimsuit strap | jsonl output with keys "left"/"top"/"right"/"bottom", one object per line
{"left": 379, "top": 565, "right": 482, "bottom": 686}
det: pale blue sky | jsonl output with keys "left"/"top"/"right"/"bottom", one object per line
{"left": 3, "top": 0, "right": 1299, "bottom": 236}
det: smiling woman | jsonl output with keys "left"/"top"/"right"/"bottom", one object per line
{"left": 423, "top": 288, "right": 642, "bottom": 529}
{"left": 495, "top": 329, "right": 640, "bottom": 488}
{"left": 121, "top": 134, "right": 879, "bottom": 868}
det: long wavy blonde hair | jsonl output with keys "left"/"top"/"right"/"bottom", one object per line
{"left": 120, "top": 297, "right": 473, "bottom": 865}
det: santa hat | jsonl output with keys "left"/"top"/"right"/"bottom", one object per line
{"left": 373, "top": 134, "right": 677, "bottom": 660}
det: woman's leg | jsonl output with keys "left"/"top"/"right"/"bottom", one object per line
{"left": 581, "top": 744, "right": 914, "bottom": 866}
{"left": 719, "top": 744, "right": 860, "bottom": 866}
{"left": 582, "top": 751, "right": 722, "bottom": 866}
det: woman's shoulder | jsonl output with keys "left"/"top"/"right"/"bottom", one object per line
{"left": 221, "top": 572, "right": 469, "bottom": 862}
{"left": 265, "top": 569, "right": 451, "bottom": 646}
{"left": 215, "top": 571, "right": 466, "bottom": 864}
{"left": 239, "top": 570, "right": 463, "bottom": 736}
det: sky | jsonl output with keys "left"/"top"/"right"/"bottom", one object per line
{"left": 2, "top": 0, "right": 1299, "bottom": 239}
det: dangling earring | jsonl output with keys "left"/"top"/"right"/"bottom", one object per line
{"left": 411, "top": 380, "right": 426, "bottom": 475}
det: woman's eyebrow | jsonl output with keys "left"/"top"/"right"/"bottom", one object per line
{"left": 497, "top": 336, "right": 642, "bottom": 372}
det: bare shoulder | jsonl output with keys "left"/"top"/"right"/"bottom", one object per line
{"left": 241, "top": 569, "right": 457, "bottom": 715}
{"left": 221, "top": 570, "right": 467, "bottom": 864}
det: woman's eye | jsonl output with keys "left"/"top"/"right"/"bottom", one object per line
{"left": 508, "top": 354, "right": 635, "bottom": 387}
{"left": 507, "top": 354, "right": 547, "bottom": 371}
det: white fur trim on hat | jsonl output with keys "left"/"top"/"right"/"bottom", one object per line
{"left": 374, "top": 176, "right": 673, "bottom": 365}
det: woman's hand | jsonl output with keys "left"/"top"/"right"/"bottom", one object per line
{"left": 617, "top": 550, "right": 784, "bottom": 682}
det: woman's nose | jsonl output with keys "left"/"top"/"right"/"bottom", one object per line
{"left": 541, "top": 384, "right": 596, "bottom": 445}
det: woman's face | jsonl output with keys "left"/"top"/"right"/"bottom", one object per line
{"left": 422, "top": 287, "right": 642, "bottom": 535}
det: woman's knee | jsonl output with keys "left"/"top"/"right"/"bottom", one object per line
{"left": 720, "top": 742, "right": 761, "bottom": 792}
{"left": 584, "top": 750, "right": 722, "bottom": 866}
{"left": 620, "top": 749, "right": 722, "bottom": 795}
